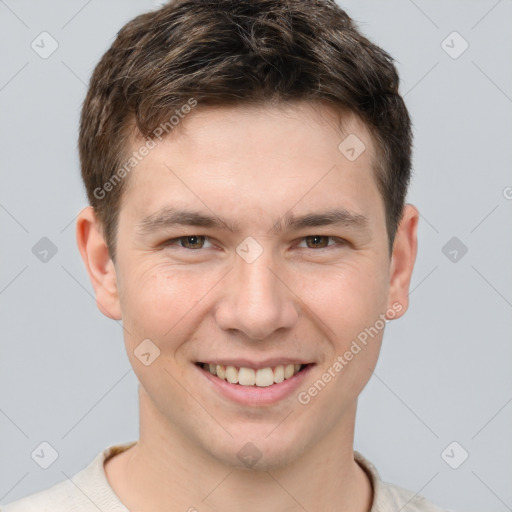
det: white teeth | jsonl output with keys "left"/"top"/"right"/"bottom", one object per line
{"left": 216, "top": 365, "right": 226, "bottom": 379}
{"left": 238, "top": 367, "right": 256, "bottom": 386}
{"left": 201, "top": 362, "right": 304, "bottom": 387}
{"left": 284, "top": 364, "right": 295, "bottom": 379}
{"left": 274, "top": 365, "right": 285, "bottom": 383}
{"left": 255, "top": 367, "right": 274, "bottom": 387}
{"left": 225, "top": 365, "right": 238, "bottom": 384}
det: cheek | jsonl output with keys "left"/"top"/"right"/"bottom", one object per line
{"left": 295, "top": 257, "right": 388, "bottom": 396}
{"left": 118, "top": 261, "right": 224, "bottom": 343}
{"left": 292, "top": 256, "right": 389, "bottom": 339}
{"left": 294, "top": 263, "right": 388, "bottom": 422}
{"left": 324, "top": 262, "right": 389, "bottom": 392}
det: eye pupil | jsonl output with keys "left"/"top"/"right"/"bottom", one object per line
{"left": 182, "top": 236, "right": 204, "bottom": 249}
{"left": 172, "top": 235, "right": 339, "bottom": 251}
{"left": 306, "top": 235, "right": 328, "bottom": 248}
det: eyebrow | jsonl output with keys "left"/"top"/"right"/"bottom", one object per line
{"left": 136, "top": 207, "right": 369, "bottom": 235}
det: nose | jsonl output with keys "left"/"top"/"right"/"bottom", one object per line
{"left": 214, "top": 250, "right": 299, "bottom": 341}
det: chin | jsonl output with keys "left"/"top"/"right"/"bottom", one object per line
{"left": 203, "top": 427, "right": 310, "bottom": 472}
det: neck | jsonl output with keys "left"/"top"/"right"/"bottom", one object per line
{"left": 104, "top": 388, "right": 373, "bottom": 512}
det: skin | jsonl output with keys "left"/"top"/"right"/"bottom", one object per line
{"left": 76, "top": 101, "right": 418, "bottom": 512}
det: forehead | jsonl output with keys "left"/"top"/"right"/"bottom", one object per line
{"left": 159, "top": 101, "right": 374, "bottom": 159}
{"left": 120, "top": 102, "right": 383, "bottom": 226}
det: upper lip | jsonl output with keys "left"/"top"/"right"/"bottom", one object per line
{"left": 196, "top": 358, "right": 313, "bottom": 369}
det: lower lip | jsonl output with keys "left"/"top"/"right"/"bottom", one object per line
{"left": 197, "top": 364, "right": 314, "bottom": 406}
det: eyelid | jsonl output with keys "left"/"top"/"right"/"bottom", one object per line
{"left": 161, "top": 235, "right": 214, "bottom": 249}
{"left": 161, "top": 235, "right": 347, "bottom": 251}
{"left": 295, "top": 236, "right": 347, "bottom": 249}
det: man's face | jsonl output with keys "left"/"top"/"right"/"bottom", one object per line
{"left": 99, "top": 102, "right": 412, "bottom": 468}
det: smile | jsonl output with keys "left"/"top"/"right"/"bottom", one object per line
{"left": 196, "top": 362, "right": 308, "bottom": 387}
{"left": 195, "top": 358, "right": 315, "bottom": 405}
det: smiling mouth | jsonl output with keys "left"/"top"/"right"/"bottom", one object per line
{"left": 196, "top": 362, "right": 310, "bottom": 387}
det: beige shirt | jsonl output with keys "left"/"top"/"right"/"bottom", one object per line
{"left": 1, "top": 442, "right": 449, "bottom": 511}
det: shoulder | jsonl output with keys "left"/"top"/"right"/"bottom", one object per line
{"left": 354, "top": 451, "right": 452, "bottom": 512}
{"left": 378, "top": 480, "right": 451, "bottom": 512}
{"left": 1, "top": 477, "right": 85, "bottom": 512}
{"left": 0, "top": 443, "right": 135, "bottom": 512}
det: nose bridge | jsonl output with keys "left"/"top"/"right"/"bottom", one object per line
{"left": 214, "top": 244, "right": 298, "bottom": 340}
{"left": 238, "top": 254, "right": 277, "bottom": 309}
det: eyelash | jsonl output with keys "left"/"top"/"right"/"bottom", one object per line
{"left": 161, "top": 235, "right": 347, "bottom": 251}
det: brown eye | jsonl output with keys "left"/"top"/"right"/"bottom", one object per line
{"left": 180, "top": 236, "right": 206, "bottom": 249}
{"left": 304, "top": 235, "right": 330, "bottom": 249}
{"left": 162, "top": 235, "right": 207, "bottom": 249}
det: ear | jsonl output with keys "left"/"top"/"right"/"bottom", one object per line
{"left": 386, "top": 204, "right": 419, "bottom": 319}
{"left": 76, "top": 206, "right": 122, "bottom": 320}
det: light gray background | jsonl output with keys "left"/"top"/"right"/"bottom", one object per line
{"left": 1, "top": 1, "right": 511, "bottom": 510}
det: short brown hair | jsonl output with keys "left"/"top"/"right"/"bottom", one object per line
{"left": 79, "top": 0, "right": 412, "bottom": 262}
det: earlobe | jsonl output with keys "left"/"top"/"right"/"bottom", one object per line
{"left": 387, "top": 204, "right": 419, "bottom": 319}
{"left": 76, "top": 206, "right": 122, "bottom": 320}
